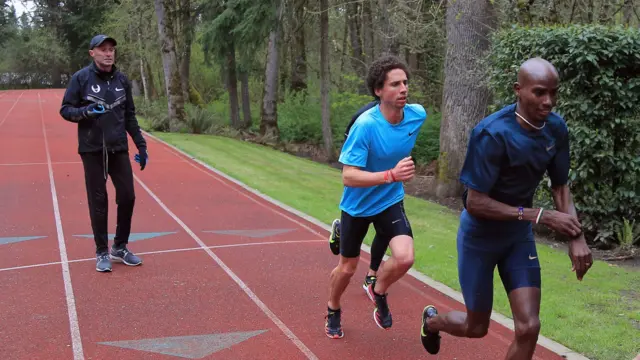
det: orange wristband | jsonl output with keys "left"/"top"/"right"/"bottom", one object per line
{"left": 383, "top": 170, "right": 392, "bottom": 183}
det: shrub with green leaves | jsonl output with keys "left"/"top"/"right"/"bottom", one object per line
{"left": 486, "top": 24, "right": 640, "bottom": 247}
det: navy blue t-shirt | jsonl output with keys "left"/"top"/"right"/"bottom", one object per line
{"left": 460, "top": 103, "right": 570, "bottom": 211}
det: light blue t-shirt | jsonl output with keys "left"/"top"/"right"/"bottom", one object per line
{"left": 339, "top": 103, "right": 427, "bottom": 217}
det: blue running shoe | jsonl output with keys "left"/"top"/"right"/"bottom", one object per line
{"left": 96, "top": 253, "right": 112, "bottom": 272}
{"left": 110, "top": 246, "right": 142, "bottom": 266}
{"left": 325, "top": 308, "right": 344, "bottom": 339}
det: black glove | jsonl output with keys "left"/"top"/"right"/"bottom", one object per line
{"left": 134, "top": 148, "right": 148, "bottom": 170}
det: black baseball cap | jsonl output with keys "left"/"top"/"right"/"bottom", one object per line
{"left": 89, "top": 34, "right": 117, "bottom": 49}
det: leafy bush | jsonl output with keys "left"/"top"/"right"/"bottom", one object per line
{"left": 135, "top": 98, "right": 170, "bottom": 131}
{"left": 487, "top": 24, "right": 640, "bottom": 246}
{"left": 413, "top": 111, "right": 441, "bottom": 165}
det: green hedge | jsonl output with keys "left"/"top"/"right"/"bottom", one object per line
{"left": 487, "top": 24, "right": 640, "bottom": 247}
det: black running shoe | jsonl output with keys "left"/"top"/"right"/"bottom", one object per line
{"left": 364, "top": 276, "right": 376, "bottom": 303}
{"left": 373, "top": 291, "right": 392, "bottom": 329}
{"left": 325, "top": 308, "right": 344, "bottom": 339}
{"left": 328, "top": 219, "right": 341, "bottom": 255}
{"left": 362, "top": 274, "right": 376, "bottom": 289}
{"left": 421, "top": 305, "right": 441, "bottom": 354}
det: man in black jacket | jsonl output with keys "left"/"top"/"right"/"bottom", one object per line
{"left": 60, "top": 34, "right": 147, "bottom": 272}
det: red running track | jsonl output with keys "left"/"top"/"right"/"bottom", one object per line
{"left": 0, "top": 89, "right": 566, "bottom": 359}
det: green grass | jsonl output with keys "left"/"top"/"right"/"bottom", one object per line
{"left": 147, "top": 128, "right": 639, "bottom": 360}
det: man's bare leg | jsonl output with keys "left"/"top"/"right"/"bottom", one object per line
{"left": 328, "top": 256, "right": 359, "bottom": 310}
{"left": 505, "top": 287, "right": 541, "bottom": 360}
{"left": 373, "top": 234, "right": 414, "bottom": 294}
{"left": 426, "top": 309, "right": 492, "bottom": 338}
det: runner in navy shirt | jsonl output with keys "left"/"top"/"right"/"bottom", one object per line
{"left": 420, "top": 58, "right": 593, "bottom": 358}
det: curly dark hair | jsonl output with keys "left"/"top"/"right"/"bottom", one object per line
{"left": 366, "top": 54, "right": 410, "bottom": 100}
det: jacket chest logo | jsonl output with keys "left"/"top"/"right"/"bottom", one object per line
{"left": 91, "top": 85, "right": 101, "bottom": 93}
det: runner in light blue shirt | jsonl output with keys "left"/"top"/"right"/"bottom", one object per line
{"left": 324, "top": 54, "right": 427, "bottom": 339}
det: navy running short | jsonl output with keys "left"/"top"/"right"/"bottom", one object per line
{"left": 340, "top": 200, "right": 412, "bottom": 258}
{"left": 457, "top": 209, "right": 541, "bottom": 313}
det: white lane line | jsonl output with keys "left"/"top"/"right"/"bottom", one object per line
{"left": 132, "top": 173, "right": 319, "bottom": 360}
{"left": 39, "top": 92, "right": 84, "bottom": 360}
{"left": 0, "top": 160, "right": 186, "bottom": 166}
{"left": 0, "top": 240, "right": 324, "bottom": 273}
{"left": 149, "top": 136, "right": 326, "bottom": 239}
{"left": 0, "top": 161, "right": 81, "bottom": 166}
{"left": 0, "top": 90, "right": 25, "bottom": 128}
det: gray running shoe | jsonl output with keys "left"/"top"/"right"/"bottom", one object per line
{"left": 110, "top": 246, "right": 142, "bottom": 266}
{"left": 96, "top": 253, "right": 112, "bottom": 272}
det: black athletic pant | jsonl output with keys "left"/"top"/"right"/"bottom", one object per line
{"left": 80, "top": 150, "right": 135, "bottom": 255}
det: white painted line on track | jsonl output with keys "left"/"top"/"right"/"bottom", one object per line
{"left": 39, "top": 92, "right": 85, "bottom": 360}
{"left": 0, "top": 90, "right": 25, "bottom": 128}
{"left": 0, "top": 239, "right": 324, "bottom": 273}
{"left": 133, "top": 172, "right": 320, "bottom": 360}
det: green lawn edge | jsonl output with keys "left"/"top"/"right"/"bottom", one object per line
{"left": 145, "top": 129, "right": 640, "bottom": 360}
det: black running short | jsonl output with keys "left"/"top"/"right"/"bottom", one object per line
{"left": 340, "top": 200, "right": 413, "bottom": 258}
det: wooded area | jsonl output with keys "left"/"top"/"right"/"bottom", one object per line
{"left": 1, "top": 0, "right": 639, "bottom": 250}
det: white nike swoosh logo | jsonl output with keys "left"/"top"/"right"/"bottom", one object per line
{"left": 115, "top": 87, "right": 124, "bottom": 91}
{"left": 529, "top": 255, "right": 537, "bottom": 260}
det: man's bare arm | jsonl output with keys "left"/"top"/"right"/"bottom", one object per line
{"left": 466, "top": 188, "right": 582, "bottom": 237}
{"left": 466, "top": 189, "right": 540, "bottom": 222}
{"left": 550, "top": 184, "right": 593, "bottom": 280}
{"left": 342, "top": 165, "right": 387, "bottom": 187}
{"left": 551, "top": 184, "right": 576, "bottom": 218}
{"left": 342, "top": 157, "right": 415, "bottom": 187}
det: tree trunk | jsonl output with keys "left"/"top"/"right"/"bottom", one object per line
{"left": 131, "top": 79, "right": 141, "bottom": 97}
{"left": 179, "top": 0, "right": 192, "bottom": 104}
{"left": 279, "top": 36, "right": 288, "bottom": 103}
{"left": 362, "top": 0, "right": 374, "bottom": 64}
{"left": 139, "top": 58, "right": 150, "bottom": 102}
{"left": 154, "top": 0, "right": 186, "bottom": 130}
{"left": 289, "top": 0, "right": 307, "bottom": 93}
{"left": 599, "top": 0, "right": 611, "bottom": 23}
{"left": 226, "top": 43, "right": 240, "bottom": 129}
{"left": 136, "top": 25, "right": 150, "bottom": 102}
{"left": 240, "top": 70, "right": 252, "bottom": 129}
{"left": 340, "top": 10, "right": 349, "bottom": 74}
{"left": 378, "top": 0, "right": 398, "bottom": 55}
{"left": 435, "top": 0, "right": 497, "bottom": 198}
{"left": 320, "top": 0, "right": 335, "bottom": 161}
{"left": 347, "top": 1, "right": 367, "bottom": 93}
{"left": 260, "top": 0, "right": 284, "bottom": 139}
{"left": 145, "top": 60, "right": 158, "bottom": 100}
{"left": 622, "top": 0, "right": 633, "bottom": 25}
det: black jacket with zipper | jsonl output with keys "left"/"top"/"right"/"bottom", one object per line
{"left": 60, "top": 61, "right": 146, "bottom": 154}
